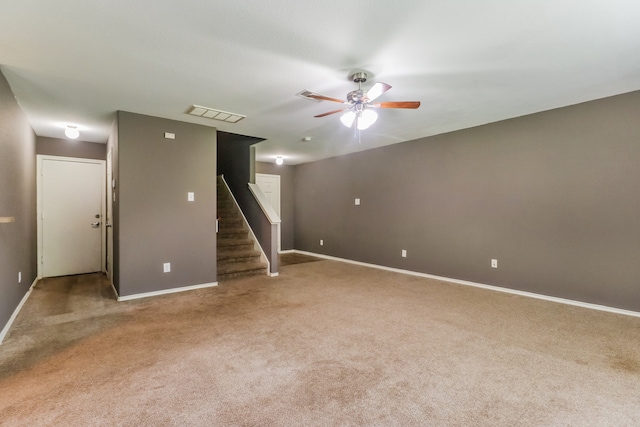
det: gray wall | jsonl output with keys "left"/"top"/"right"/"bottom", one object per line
{"left": 36, "top": 136, "right": 106, "bottom": 160}
{"left": 256, "top": 161, "right": 295, "bottom": 251}
{"left": 116, "top": 111, "right": 217, "bottom": 297}
{"left": 0, "top": 70, "right": 37, "bottom": 332}
{"left": 294, "top": 90, "right": 640, "bottom": 312}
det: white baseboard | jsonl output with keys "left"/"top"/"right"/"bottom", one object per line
{"left": 0, "top": 277, "right": 38, "bottom": 345}
{"left": 268, "top": 272, "right": 279, "bottom": 277}
{"left": 279, "top": 250, "right": 295, "bottom": 254}
{"left": 117, "top": 281, "right": 218, "bottom": 302}
{"left": 293, "top": 250, "right": 640, "bottom": 318}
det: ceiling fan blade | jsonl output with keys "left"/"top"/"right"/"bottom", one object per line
{"left": 366, "top": 82, "right": 392, "bottom": 102}
{"left": 314, "top": 108, "right": 348, "bottom": 118}
{"left": 371, "top": 101, "right": 421, "bottom": 109}
{"left": 306, "top": 93, "right": 347, "bottom": 103}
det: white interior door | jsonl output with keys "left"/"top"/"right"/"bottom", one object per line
{"left": 38, "top": 156, "right": 105, "bottom": 278}
{"left": 255, "top": 173, "right": 281, "bottom": 251}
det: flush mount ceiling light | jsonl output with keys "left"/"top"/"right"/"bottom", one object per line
{"left": 275, "top": 156, "right": 284, "bottom": 165}
{"left": 186, "top": 105, "right": 246, "bottom": 123}
{"left": 65, "top": 125, "right": 79, "bottom": 139}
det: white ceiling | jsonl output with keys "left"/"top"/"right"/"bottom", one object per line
{"left": 2, "top": 1, "right": 640, "bottom": 165}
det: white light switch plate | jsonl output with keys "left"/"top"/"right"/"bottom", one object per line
{"left": 164, "top": 132, "right": 175, "bottom": 139}
{"left": 355, "top": 198, "right": 360, "bottom": 205}
{"left": 188, "top": 192, "right": 195, "bottom": 201}
{"left": 163, "top": 262, "right": 171, "bottom": 273}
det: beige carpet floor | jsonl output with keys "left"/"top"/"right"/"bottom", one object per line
{"left": 1, "top": 259, "right": 639, "bottom": 426}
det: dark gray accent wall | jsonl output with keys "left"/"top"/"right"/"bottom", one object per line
{"left": 36, "top": 136, "right": 107, "bottom": 160}
{"left": 217, "top": 132, "right": 279, "bottom": 273}
{"left": 0, "top": 70, "right": 37, "bottom": 331}
{"left": 294, "top": 91, "right": 640, "bottom": 312}
{"left": 255, "top": 161, "right": 295, "bottom": 251}
{"left": 116, "top": 111, "right": 217, "bottom": 297}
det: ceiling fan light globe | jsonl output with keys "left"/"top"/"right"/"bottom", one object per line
{"left": 357, "top": 109, "right": 378, "bottom": 130}
{"left": 340, "top": 111, "right": 356, "bottom": 128}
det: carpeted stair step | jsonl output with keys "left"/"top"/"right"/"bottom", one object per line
{"left": 218, "top": 229, "right": 249, "bottom": 240}
{"left": 217, "top": 238, "right": 255, "bottom": 252}
{"left": 217, "top": 261, "right": 267, "bottom": 280}
{"left": 217, "top": 213, "right": 240, "bottom": 221}
{"left": 217, "top": 206, "right": 239, "bottom": 214}
{"left": 217, "top": 249, "right": 262, "bottom": 264}
{"left": 218, "top": 217, "right": 244, "bottom": 228}
{"left": 217, "top": 202, "right": 236, "bottom": 210}
{"left": 218, "top": 217, "right": 241, "bottom": 226}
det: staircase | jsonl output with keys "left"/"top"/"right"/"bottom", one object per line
{"left": 216, "top": 176, "right": 267, "bottom": 280}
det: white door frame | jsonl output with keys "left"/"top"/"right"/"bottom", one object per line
{"left": 106, "top": 148, "right": 114, "bottom": 286}
{"left": 37, "top": 155, "right": 106, "bottom": 279}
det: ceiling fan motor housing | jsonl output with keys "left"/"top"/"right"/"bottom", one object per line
{"left": 351, "top": 72, "right": 368, "bottom": 83}
{"left": 347, "top": 90, "right": 366, "bottom": 104}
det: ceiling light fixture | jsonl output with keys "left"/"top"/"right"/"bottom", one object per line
{"left": 275, "top": 156, "right": 284, "bottom": 165}
{"left": 340, "top": 111, "right": 356, "bottom": 128}
{"left": 65, "top": 125, "right": 79, "bottom": 139}
{"left": 357, "top": 109, "right": 378, "bottom": 130}
{"left": 340, "top": 109, "right": 378, "bottom": 130}
{"left": 303, "top": 71, "right": 417, "bottom": 136}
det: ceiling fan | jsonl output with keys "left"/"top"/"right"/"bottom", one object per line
{"left": 298, "top": 72, "right": 420, "bottom": 131}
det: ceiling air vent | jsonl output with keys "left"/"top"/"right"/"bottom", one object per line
{"left": 295, "top": 90, "right": 323, "bottom": 103}
{"left": 186, "top": 105, "right": 245, "bottom": 123}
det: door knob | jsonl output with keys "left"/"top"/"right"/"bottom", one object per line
{"left": 91, "top": 222, "right": 101, "bottom": 228}
{"left": 105, "top": 223, "right": 112, "bottom": 228}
